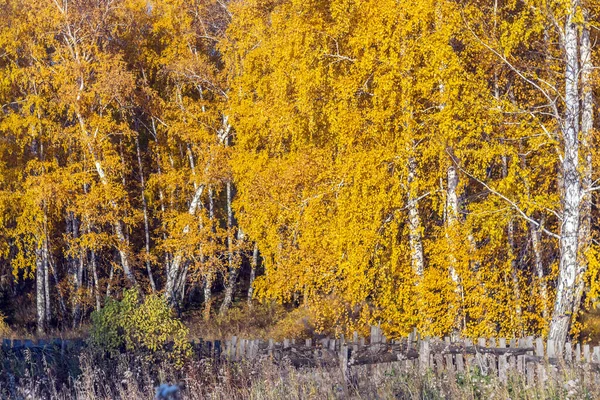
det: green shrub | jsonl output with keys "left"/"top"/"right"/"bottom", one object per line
{"left": 90, "top": 289, "right": 191, "bottom": 366}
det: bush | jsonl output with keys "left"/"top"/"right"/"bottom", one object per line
{"left": 90, "top": 289, "right": 191, "bottom": 366}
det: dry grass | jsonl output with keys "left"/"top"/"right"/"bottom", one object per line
{"left": 3, "top": 350, "right": 600, "bottom": 399}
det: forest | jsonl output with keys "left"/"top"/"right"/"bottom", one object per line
{"left": 0, "top": 0, "right": 599, "bottom": 361}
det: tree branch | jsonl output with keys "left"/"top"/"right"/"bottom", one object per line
{"left": 447, "top": 149, "right": 560, "bottom": 240}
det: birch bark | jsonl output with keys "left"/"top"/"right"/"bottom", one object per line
{"left": 548, "top": 7, "right": 582, "bottom": 350}
{"left": 219, "top": 180, "right": 239, "bottom": 315}
{"left": 407, "top": 156, "right": 425, "bottom": 276}
{"left": 136, "top": 137, "right": 156, "bottom": 292}
{"left": 36, "top": 246, "right": 46, "bottom": 334}
{"left": 574, "top": 18, "right": 593, "bottom": 319}
{"left": 248, "top": 242, "right": 259, "bottom": 305}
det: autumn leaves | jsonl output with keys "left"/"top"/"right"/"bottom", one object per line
{"left": 0, "top": 0, "right": 598, "bottom": 349}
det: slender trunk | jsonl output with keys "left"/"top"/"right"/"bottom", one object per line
{"left": 64, "top": 9, "right": 136, "bottom": 287}
{"left": 446, "top": 164, "right": 460, "bottom": 284}
{"left": 43, "top": 247, "right": 50, "bottom": 325}
{"left": 407, "top": 156, "right": 425, "bottom": 276}
{"left": 36, "top": 245, "right": 46, "bottom": 334}
{"left": 574, "top": 17, "right": 593, "bottom": 319}
{"left": 119, "top": 139, "right": 130, "bottom": 244}
{"left": 507, "top": 219, "right": 523, "bottom": 325}
{"left": 70, "top": 213, "right": 82, "bottom": 327}
{"left": 220, "top": 180, "right": 238, "bottom": 315}
{"left": 113, "top": 221, "right": 135, "bottom": 285}
{"left": 203, "top": 186, "right": 216, "bottom": 319}
{"left": 530, "top": 220, "right": 548, "bottom": 319}
{"left": 74, "top": 254, "right": 84, "bottom": 328}
{"left": 136, "top": 138, "right": 156, "bottom": 292}
{"left": 176, "top": 263, "right": 190, "bottom": 303}
{"left": 48, "top": 254, "right": 67, "bottom": 318}
{"left": 445, "top": 162, "right": 465, "bottom": 331}
{"left": 248, "top": 242, "right": 259, "bottom": 306}
{"left": 42, "top": 212, "right": 51, "bottom": 326}
{"left": 165, "top": 184, "right": 205, "bottom": 303}
{"left": 76, "top": 113, "right": 137, "bottom": 286}
{"left": 502, "top": 154, "right": 522, "bottom": 327}
{"left": 518, "top": 151, "right": 548, "bottom": 320}
{"left": 106, "top": 259, "right": 115, "bottom": 298}
{"left": 548, "top": 8, "right": 582, "bottom": 351}
{"left": 203, "top": 273, "right": 213, "bottom": 321}
{"left": 154, "top": 143, "right": 171, "bottom": 289}
{"left": 91, "top": 249, "right": 101, "bottom": 312}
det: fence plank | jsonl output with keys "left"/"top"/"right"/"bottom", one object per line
{"left": 498, "top": 338, "right": 508, "bottom": 382}
{"left": 565, "top": 342, "right": 573, "bottom": 364}
{"left": 444, "top": 337, "right": 454, "bottom": 373}
{"left": 535, "top": 338, "right": 546, "bottom": 383}
{"left": 524, "top": 337, "right": 534, "bottom": 386}
{"left": 419, "top": 339, "right": 430, "bottom": 372}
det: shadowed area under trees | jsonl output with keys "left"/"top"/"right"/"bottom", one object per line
{"left": 0, "top": 0, "right": 599, "bottom": 361}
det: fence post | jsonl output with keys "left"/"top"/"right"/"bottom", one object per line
{"left": 524, "top": 337, "right": 535, "bottom": 386}
{"left": 583, "top": 344, "right": 591, "bottom": 363}
{"left": 498, "top": 338, "right": 508, "bottom": 383}
{"left": 419, "top": 338, "right": 430, "bottom": 372}
{"left": 565, "top": 342, "right": 573, "bottom": 364}
{"left": 592, "top": 347, "right": 600, "bottom": 364}
{"left": 370, "top": 326, "right": 378, "bottom": 345}
{"left": 444, "top": 337, "right": 454, "bottom": 373}
{"left": 488, "top": 338, "right": 497, "bottom": 376}
{"left": 535, "top": 337, "right": 546, "bottom": 383}
{"left": 455, "top": 343, "right": 464, "bottom": 373}
{"left": 476, "top": 338, "right": 487, "bottom": 375}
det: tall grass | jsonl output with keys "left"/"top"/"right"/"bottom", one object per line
{"left": 2, "top": 350, "right": 599, "bottom": 399}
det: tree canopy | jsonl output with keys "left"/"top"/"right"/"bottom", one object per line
{"left": 0, "top": 0, "right": 598, "bottom": 351}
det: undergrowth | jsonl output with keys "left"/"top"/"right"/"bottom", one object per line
{"left": 2, "top": 352, "right": 599, "bottom": 399}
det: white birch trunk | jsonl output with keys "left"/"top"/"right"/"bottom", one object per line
{"left": 164, "top": 184, "right": 205, "bottom": 303}
{"left": 136, "top": 137, "right": 156, "bottom": 292}
{"left": 446, "top": 164, "right": 460, "bottom": 284}
{"left": 91, "top": 249, "right": 101, "bottom": 312}
{"left": 74, "top": 110, "right": 137, "bottom": 286}
{"left": 248, "top": 242, "right": 259, "bottom": 305}
{"left": 407, "top": 157, "right": 425, "bottom": 276}
{"left": 35, "top": 246, "right": 46, "bottom": 334}
{"left": 548, "top": 8, "right": 582, "bottom": 351}
{"left": 203, "top": 272, "right": 213, "bottom": 320}
{"left": 42, "top": 215, "right": 51, "bottom": 326}
{"left": 203, "top": 186, "right": 216, "bottom": 319}
{"left": 445, "top": 162, "right": 466, "bottom": 331}
{"left": 219, "top": 180, "right": 238, "bottom": 315}
{"left": 574, "top": 18, "right": 593, "bottom": 319}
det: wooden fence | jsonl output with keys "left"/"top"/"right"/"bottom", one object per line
{"left": 192, "top": 326, "right": 600, "bottom": 383}
{"left": 3, "top": 326, "right": 600, "bottom": 383}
